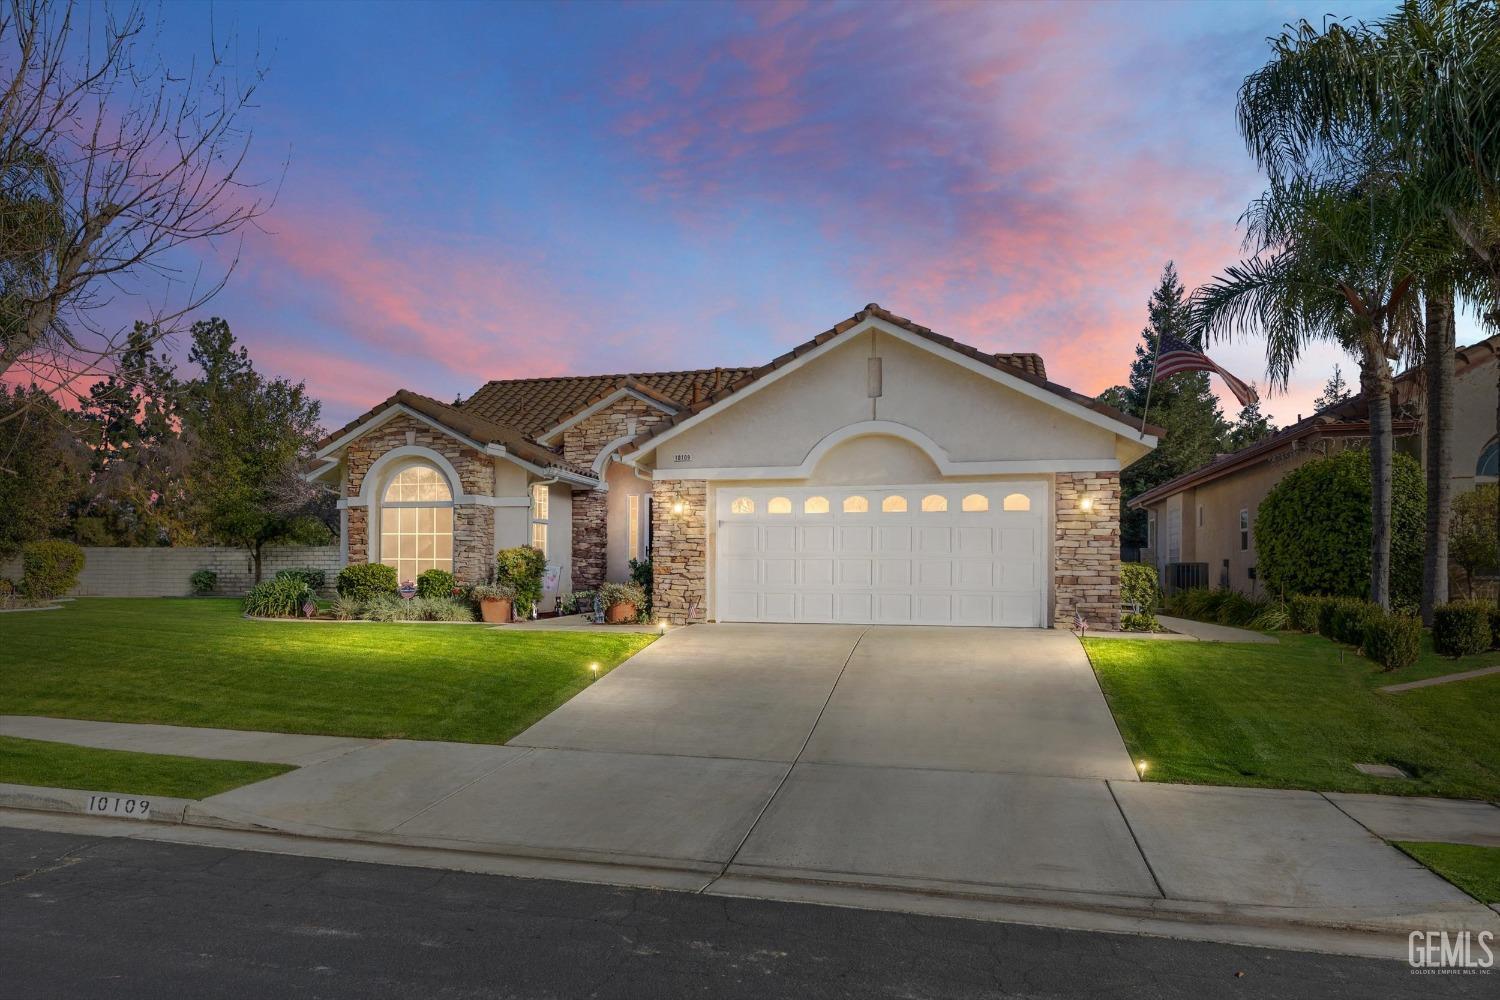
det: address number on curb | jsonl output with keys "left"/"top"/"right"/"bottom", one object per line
{"left": 85, "top": 794, "right": 151, "bottom": 819}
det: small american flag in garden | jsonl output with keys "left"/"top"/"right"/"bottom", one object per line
{"left": 1072, "top": 609, "right": 1088, "bottom": 636}
{"left": 1154, "top": 332, "right": 1259, "bottom": 407}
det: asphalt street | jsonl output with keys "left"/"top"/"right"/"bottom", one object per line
{"left": 0, "top": 824, "right": 1488, "bottom": 999}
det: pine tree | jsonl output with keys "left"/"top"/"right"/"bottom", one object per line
{"left": 1312, "top": 365, "right": 1353, "bottom": 412}
{"left": 1100, "top": 262, "right": 1230, "bottom": 550}
{"left": 1225, "top": 388, "right": 1277, "bottom": 451}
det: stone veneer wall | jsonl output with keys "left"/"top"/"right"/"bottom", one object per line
{"left": 344, "top": 413, "right": 498, "bottom": 584}
{"left": 562, "top": 397, "right": 671, "bottom": 590}
{"left": 650, "top": 479, "right": 707, "bottom": 624}
{"left": 1053, "top": 471, "right": 1121, "bottom": 631}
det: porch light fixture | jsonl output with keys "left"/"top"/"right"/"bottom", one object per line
{"left": 671, "top": 500, "right": 685, "bottom": 515}
{"left": 1079, "top": 496, "right": 1094, "bottom": 512}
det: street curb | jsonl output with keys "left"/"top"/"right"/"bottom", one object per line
{"left": 4, "top": 785, "right": 1498, "bottom": 961}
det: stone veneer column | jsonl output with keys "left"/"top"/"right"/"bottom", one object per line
{"left": 651, "top": 479, "right": 707, "bottom": 624}
{"left": 1053, "top": 471, "right": 1121, "bottom": 630}
{"left": 570, "top": 491, "right": 608, "bottom": 591}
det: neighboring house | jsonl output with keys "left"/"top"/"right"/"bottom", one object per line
{"left": 310, "top": 304, "right": 1159, "bottom": 628}
{"left": 1131, "top": 333, "right": 1499, "bottom": 595}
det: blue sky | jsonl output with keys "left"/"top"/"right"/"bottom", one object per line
{"left": 136, "top": 0, "right": 1481, "bottom": 425}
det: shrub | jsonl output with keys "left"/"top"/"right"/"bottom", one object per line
{"left": 416, "top": 568, "right": 457, "bottom": 600}
{"left": 1214, "top": 592, "right": 1263, "bottom": 627}
{"left": 1362, "top": 612, "right": 1421, "bottom": 672}
{"left": 469, "top": 582, "right": 516, "bottom": 602}
{"left": 1490, "top": 606, "right": 1500, "bottom": 650}
{"left": 496, "top": 545, "right": 547, "bottom": 619}
{"left": 1432, "top": 601, "right": 1493, "bottom": 658}
{"left": 1119, "top": 563, "right": 1161, "bottom": 613}
{"left": 557, "top": 590, "right": 594, "bottom": 616}
{"left": 0, "top": 577, "right": 14, "bottom": 597}
{"left": 1450, "top": 484, "right": 1497, "bottom": 598}
{"left": 1328, "top": 598, "right": 1380, "bottom": 647}
{"left": 20, "top": 539, "right": 85, "bottom": 598}
{"left": 1287, "top": 594, "right": 1327, "bottom": 633}
{"left": 1248, "top": 601, "right": 1289, "bottom": 632}
{"left": 336, "top": 563, "right": 399, "bottom": 601}
{"left": 244, "top": 577, "right": 313, "bottom": 618}
{"left": 1256, "top": 448, "right": 1424, "bottom": 606}
{"left": 598, "top": 580, "right": 646, "bottom": 611}
{"left": 1120, "top": 611, "right": 1159, "bottom": 632}
{"left": 330, "top": 592, "right": 363, "bottom": 621}
{"left": 629, "top": 558, "right": 654, "bottom": 615}
{"left": 189, "top": 569, "right": 218, "bottom": 595}
{"left": 359, "top": 595, "right": 474, "bottom": 622}
{"left": 274, "top": 567, "right": 326, "bottom": 592}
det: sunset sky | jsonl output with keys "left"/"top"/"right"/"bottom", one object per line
{"left": 145, "top": 0, "right": 1486, "bottom": 427}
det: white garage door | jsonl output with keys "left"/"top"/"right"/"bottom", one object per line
{"left": 714, "top": 483, "right": 1045, "bottom": 627}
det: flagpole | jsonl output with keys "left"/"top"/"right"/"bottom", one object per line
{"left": 1138, "top": 329, "right": 1165, "bottom": 439}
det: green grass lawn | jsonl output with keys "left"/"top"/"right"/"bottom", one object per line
{"left": 0, "top": 735, "right": 292, "bottom": 798}
{"left": 1395, "top": 842, "right": 1500, "bottom": 904}
{"left": 0, "top": 598, "right": 657, "bottom": 744}
{"left": 1084, "top": 631, "right": 1500, "bottom": 802}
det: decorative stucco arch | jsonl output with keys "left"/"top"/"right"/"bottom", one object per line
{"left": 798, "top": 420, "right": 953, "bottom": 476}
{"left": 591, "top": 433, "right": 643, "bottom": 480}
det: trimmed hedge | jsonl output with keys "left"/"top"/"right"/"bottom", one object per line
{"left": 1362, "top": 612, "right": 1421, "bottom": 672}
{"left": 1491, "top": 606, "right": 1500, "bottom": 650}
{"left": 1256, "top": 449, "right": 1424, "bottom": 605}
{"left": 416, "top": 568, "right": 457, "bottom": 600}
{"left": 1328, "top": 597, "right": 1380, "bottom": 646}
{"left": 336, "top": 563, "right": 399, "bottom": 601}
{"left": 1287, "top": 594, "right": 1327, "bottom": 633}
{"left": 1120, "top": 563, "right": 1161, "bottom": 613}
{"left": 189, "top": 569, "right": 218, "bottom": 595}
{"left": 1432, "top": 601, "right": 1493, "bottom": 658}
{"left": 21, "top": 539, "right": 85, "bottom": 599}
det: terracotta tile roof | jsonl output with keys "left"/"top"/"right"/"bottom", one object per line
{"left": 623, "top": 303, "right": 1158, "bottom": 454}
{"left": 1128, "top": 330, "right": 1498, "bottom": 508}
{"left": 318, "top": 389, "right": 595, "bottom": 479}
{"left": 461, "top": 368, "right": 756, "bottom": 438}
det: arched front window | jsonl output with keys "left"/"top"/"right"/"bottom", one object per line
{"left": 380, "top": 463, "right": 454, "bottom": 583}
{"left": 1479, "top": 438, "right": 1498, "bottom": 479}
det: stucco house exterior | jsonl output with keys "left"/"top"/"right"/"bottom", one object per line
{"left": 1132, "top": 333, "right": 1498, "bottom": 595}
{"left": 310, "top": 304, "right": 1160, "bottom": 629}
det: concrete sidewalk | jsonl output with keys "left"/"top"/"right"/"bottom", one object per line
{"left": 4, "top": 713, "right": 1497, "bottom": 955}
{"left": 1155, "top": 615, "right": 1279, "bottom": 643}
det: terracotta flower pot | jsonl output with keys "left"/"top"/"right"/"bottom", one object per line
{"left": 605, "top": 601, "right": 637, "bottom": 624}
{"left": 480, "top": 597, "right": 513, "bottom": 624}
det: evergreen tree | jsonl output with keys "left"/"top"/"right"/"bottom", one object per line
{"left": 0, "top": 385, "right": 88, "bottom": 557}
{"left": 1225, "top": 388, "right": 1277, "bottom": 451}
{"left": 181, "top": 318, "right": 332, "bottom": 582}
{"left": 1099, "top": 262, "right": 1230, "bottom": 551}
{"left": 76, "top": 324, "right": 193, "bottom": 545}
{"left": 1311, "top": 365, "right": 1353, "bottom": 412}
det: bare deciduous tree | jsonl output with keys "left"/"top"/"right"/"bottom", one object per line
{"left": 0, "top": 0, "right": 276, "bottom": 413}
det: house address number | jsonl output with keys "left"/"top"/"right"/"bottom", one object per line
{"left": 85, "top": 794, "right": 152, "bottom": 819}
{"left": 672, "top": 453, "right": 692, "bottom": 463}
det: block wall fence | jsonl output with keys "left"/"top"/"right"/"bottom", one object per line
{"left": 0, "top": 546, "right": 341, "bottom": 598}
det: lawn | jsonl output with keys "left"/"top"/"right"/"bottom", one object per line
{"left": 0, "top": 599, "right": 657, "bottom": 744}
{"left": 0, "top": 735, "right": 292, "bottom": 798}
{"left": 1083, "top": 631, "right": 1500, "bottom": 802}
{"left": 1395, "top": 842, "right": 1500, "bottom": 904}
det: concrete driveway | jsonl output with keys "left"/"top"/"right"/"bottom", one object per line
{"left": 510, "top": 623, "right": 1137, "bottom": 780}
{"left": 157, "top": 623, "right": 1485, "bottom": 934}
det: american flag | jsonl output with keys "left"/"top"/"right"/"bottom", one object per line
{"left": 1154, "top": 332, "right": 1259, "bottom": 407}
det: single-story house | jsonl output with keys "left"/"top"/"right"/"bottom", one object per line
{"left": 310, "top": 304, "right": 1160, "bottom": 628}
{"left": 1131, "top": 332, "right": 1498, "bottom": 595}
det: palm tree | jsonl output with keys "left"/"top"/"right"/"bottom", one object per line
{"left": 1193, "top": 176, "right": 1426, "bottom": 608}
{"left": 1233, "top": 0, "right": 1500, "bottom": 614}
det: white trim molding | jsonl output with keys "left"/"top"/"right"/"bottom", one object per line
{"left": 648, "top": 420, "right": 1122, "bottom": 480}
{"left": 589, "top": 432, "right": 644, "bottom": 480}
{"left": 536, "top": 388, "right": 677, "bottom": 446}
{"left": 624, "top": 315, "right": 1157, "bottom": 463}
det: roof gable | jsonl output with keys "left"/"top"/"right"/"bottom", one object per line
{"left": 624, "top": 304, "right": 1160, "bottom": 459}
{"left": 461, "top": 368, "right": 755, "bottom": 438}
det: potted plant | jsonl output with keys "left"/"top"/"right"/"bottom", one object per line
{"left": 470, "top": 582, "right": 516, "bottom": 624}
{"left": 598, "top": 581, "right": 646, "bottom": 624}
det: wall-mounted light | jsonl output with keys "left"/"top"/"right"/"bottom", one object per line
{"left": 1080, "top": 496, "right": 1094, "bottom": 512}
{"left": 671, "top": 500, "right": 685, "bottom": 515}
